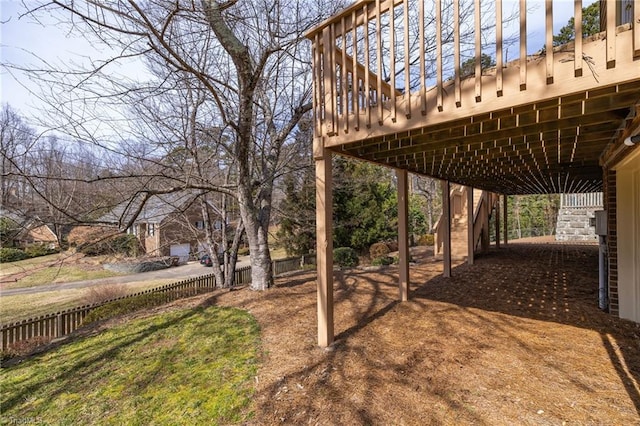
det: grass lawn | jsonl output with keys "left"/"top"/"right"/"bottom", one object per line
{"left": 0, "top": 253, "right": 66, "bottom": 276}
{"left": 0, "top": 279, "right": 176, "bottom": 324}
{"left": 7, "top": 266, "right": 120, "bottom": 289}
{"left": 1, "top": 306, "right": 261, "bottom": 425}
{"left": 0, "top": 253, "right": 122, "bottom": 290}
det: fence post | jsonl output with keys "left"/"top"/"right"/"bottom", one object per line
{"left": 2, "top": 257, "right": 322, "bottom": 350}
{"left": 56, "top": 313, "right": 63, "bottom": 338}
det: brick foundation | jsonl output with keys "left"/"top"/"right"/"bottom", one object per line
{"left": 604, "top": 169, "right": 618, "bottom": 316}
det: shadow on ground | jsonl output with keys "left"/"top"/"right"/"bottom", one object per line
{"left": 234, "top": 242, "right": 640, "bottom": 424}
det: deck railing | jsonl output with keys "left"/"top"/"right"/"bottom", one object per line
{"left": 1, "top": 255, "right": 315, "bottom": 351}
{"left": 306, "top": 0, "right": 639, "bottom": 145}
{"left": 560, "top": 192, "right": 603, "bottom": 208}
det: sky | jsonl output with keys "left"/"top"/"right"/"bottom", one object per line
{"left": 1, "top": 0, "right": 150, "bottom": 133}
{"left": 1, "top": 0, "right": 595, "bottom": 131}
{"left": 1, "top": 1, "right": 106, "bottom": 118}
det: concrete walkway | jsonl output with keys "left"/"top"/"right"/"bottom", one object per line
{"left": 0, "top": 257, "right": 250, "bottom": 297}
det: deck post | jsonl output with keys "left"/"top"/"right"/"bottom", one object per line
{"left": 442, "top": 180, "right": 452, "bottom": 277}
{"left": 397, "top": 169, "right": 409, "bottom": 301}
{"left": 315, "top": 145, "right": 334, "bottom": 348}
{"left": 482, "top": 195, "right": 490, "bottom": 252}
{"left": 467, "top": 186, "right": 474, "bottom": 265}
{"left": 503, "top": 194, "right": 509, "bottom": 245}
{"left": 495, "top": 195, "right": 501, "bottom": 249}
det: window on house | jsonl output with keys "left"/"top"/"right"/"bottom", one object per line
{"left": 195, "top": 221, "right": 205, "bottom": 230}
{"left": 127, "top": 226, "right": 138, "bottom": 236}
{"left": 148, "top": 223, "right": 155, "bottom": 236}
{"left": 214, "top": 220, "right": 222, "bottom": 230}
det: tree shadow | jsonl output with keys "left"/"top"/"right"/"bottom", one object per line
{"left": 410, "top": 242, "right": 640, "bottom": 416}
{"left": 250, "top": 265, "right": 491, "bottom": 424}
{"left": 1, "top": 293, "right": 221, "bottom": 412}
{"left": 250, "top": 242, "right": 639, "bottom": 423}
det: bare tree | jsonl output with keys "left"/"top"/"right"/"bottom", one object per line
{"left": 7, "top": 0, "right": 346, "bottom": 290}
{"left": 0, "top": 104, "right": 36, "bottom": 208}
{"left": 413, "top": 175, "right": 441, "bottom": 232}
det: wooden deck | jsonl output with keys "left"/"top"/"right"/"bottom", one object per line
{"left": 306, "top": 0, "right": 640, "bottom": 194}
{"left": 307, "top": 0, "right": 640, "bottom": 347}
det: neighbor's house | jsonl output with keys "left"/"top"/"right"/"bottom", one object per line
{"left": 0, "top": 208, "right": 59, "bottom": 249}
{"left": 99, "top": 192, "right": 226, "bottom": 263}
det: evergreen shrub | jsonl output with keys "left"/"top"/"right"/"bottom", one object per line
{"left": 371, "top": 256, "right": 393, "bottom": 266}
{"left": 333, "top": 247, "right": 359, "bottom": 268}
{"left": 0, "top": 248, "right": 28, "bottom": 263}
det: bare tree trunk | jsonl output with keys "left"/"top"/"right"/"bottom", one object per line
{"left": 237, "top": 181, "right": 273, "bottom": 290}
{"left": 199, "top": 196, "right": 224, "bottom": 287}
{"left": 224, "top": 219, "right": 244, "bottom": 288}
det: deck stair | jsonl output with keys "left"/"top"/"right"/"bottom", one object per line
{"left": 434, "top": 185, "right": 499, "bottom": 260}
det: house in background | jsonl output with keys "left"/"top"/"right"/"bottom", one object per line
{"left": 0, "top": 207, "right": 59, "bottom": 249}
{"left": 100, "top": 191, "right": 226, "bottom": 263}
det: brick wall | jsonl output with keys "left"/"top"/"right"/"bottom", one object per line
{"left": 604, "top": 169, "right": 618, "bottom": 316}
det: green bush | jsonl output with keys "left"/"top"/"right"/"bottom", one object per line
{"left": 83, "top": 292, "right": 169, "bottom": 324}
{"left": 333, "top": 247, "right": 359, "bottom": 268}
{"left": 369, "top": 242, "right": 390, "bottom": 259}
{"left": 371, "top": 256, "right": 394, "bottom": 266}
{"left": 0, "top": 248, "right": 29, "bottom": 263}
{"left": 390, "top": 255, "right": 413, "bottom": 265}
{"left": 24, "top": 244, "right": 58, "bottom": 258}
{"left": 0, "top": 217, "right": 19, "bottom": 247}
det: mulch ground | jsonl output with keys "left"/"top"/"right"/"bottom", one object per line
{"left": 209, "top": 242, "right": 640, "bottom": 425}
{"left": 13, "top": 241, "right": 640, "bottom": 424}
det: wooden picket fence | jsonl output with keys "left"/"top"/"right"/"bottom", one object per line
{"left": 1, "top": 255, "right": 315, "bottom": 351}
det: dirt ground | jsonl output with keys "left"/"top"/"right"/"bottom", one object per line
{"left": 15, "top": 241, "right": 640, "bottom": 424}
{"left": 208, "top": 241, "right": 640, "bottom": 425}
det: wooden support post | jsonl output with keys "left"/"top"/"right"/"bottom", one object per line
{"left": 503, "top": 194, "right": 509, "bottom": 245}
{"left": 482, "top": 197, "right": 490, "bottom": 252}
{"left": 467, "top": 186, "right": 474, "bottom": 265}
{"left": 495, "top": 196, "right": 501, "bottom": 249}
{"left": 397, "top": 169, "right": 409, "bottom": 301}
{"left": 442, "top": 180, "right": 452, "bottom": 278}
{"left": 315, "top": 145, "right": 334, "bottom": 348}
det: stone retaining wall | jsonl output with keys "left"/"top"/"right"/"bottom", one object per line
{"left": 555, "top": 208, "right": 598, "bottom": 242}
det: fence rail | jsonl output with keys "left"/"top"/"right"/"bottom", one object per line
{"left": 1, "top": 255, "right": 314, "bottom": 351}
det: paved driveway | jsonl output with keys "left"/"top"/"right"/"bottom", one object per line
{"left": 0, "top": 257, "right": 250, "bottom": 297}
